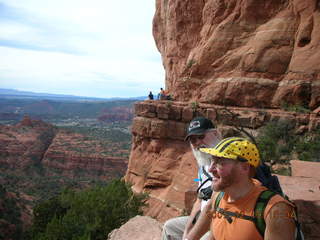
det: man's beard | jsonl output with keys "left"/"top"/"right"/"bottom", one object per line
{"left": 191, "top": 144, "right": 212, "bottom": 167}
{"left": 212, "top": 165, "right": 237, "bottom": 192}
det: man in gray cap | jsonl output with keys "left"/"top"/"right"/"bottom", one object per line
{"left": 161, "top": 117, "right": 222, "bottom": 240}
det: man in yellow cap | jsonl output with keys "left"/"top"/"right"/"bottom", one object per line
{"left": 186, "top": 137, "right": 297, "bottom": 240}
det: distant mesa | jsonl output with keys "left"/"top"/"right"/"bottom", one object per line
{"left": 19, "top": 115, "right": 33, "bottom": 127}
{"left": 0, "top": 88, "right": 145, "bottom": 101}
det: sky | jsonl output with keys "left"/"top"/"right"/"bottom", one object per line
{"left": 0, "top": 0, "right": 165, "bottom": 98}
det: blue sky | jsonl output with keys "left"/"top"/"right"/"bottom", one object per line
{"left": 0, "top": 0, "right": 165, "bottom": 98}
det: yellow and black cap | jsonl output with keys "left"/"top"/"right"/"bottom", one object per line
{"left": 200, "top": 137, "right": 260, "bottom": 168}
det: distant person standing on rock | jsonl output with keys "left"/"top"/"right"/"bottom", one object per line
{"left": 159, "top": 88, "right": 166, "bottom": 100}
{"left": 148, "top": 91, "right": 154, "bottom": 100}
{"left": 161, "top": 117, "right": 222, "bottom": 240}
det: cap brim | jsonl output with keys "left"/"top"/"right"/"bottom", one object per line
{"left": 199, "top": 147, "right": 238, "bottom": 160}
{"left": 184, "top": 129, "right": 207, "bottom": 141}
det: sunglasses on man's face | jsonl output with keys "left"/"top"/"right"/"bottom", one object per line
{"left": 210, "top": 157, "right": 236, "bottom": 169}
{"left": 189, "top": 134, "right": 205, "bottom": 143}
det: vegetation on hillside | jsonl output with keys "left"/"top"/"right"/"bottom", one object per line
{"left": 0, "top": 99, "right": 136, "bottom": 121}
{"left": 256, "top": 120, "right": 320, "bottom": 167}
{"left": 0, "top": 185, "right": 23, "bottom": 240}
{"left": 24, "top": 179, "right": 147, "bottom": 240}
{"left": 0, "top": 120, "right": 132, "bottom": 207}
{"left": 60, "top": 122, "right": 131, "bottom": 158}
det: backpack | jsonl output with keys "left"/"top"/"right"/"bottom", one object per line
{"left": 254, "top": 163, "right": 283, "bottom": 195}
{"left": 213, "top": 189, "right": 304, "bottom": 239}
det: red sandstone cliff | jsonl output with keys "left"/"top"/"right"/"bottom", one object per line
{"left": 124, "top": 2, "right": 320, "bottom": 238}
{"left": 153, "top": 0, "right": 320, "bottom": 109}
{"left": 125, "top": 101, "right": 320, "bottom": 215}
{"left": 0, "top": 116, "right": 127, "bottom": 180}
{"left": 125, "top": 2, "right": 320, "bottom": 229}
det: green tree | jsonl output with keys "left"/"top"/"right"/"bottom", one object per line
{"left": 257, "top": 121, "right": 320, "bottom": 165}
{"left": 27, "top": 179, "right": 147, "bottom": 240}
{"left": 0, "top": 184, "right": 23, "bottom": 240}
{"left": 256, "top": 120, "right": 297, "bottom": 164}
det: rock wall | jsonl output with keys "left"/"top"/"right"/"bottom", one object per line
{"left": 153, "top": 0, "right": 320, "bottom": 109}
{"left": 125, "top": 1, "right": 320, "bottom": 238}
{"left": 125, "top": 101, "right": 320, "bottom": 222}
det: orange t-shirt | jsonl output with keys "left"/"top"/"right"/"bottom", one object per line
{"left": 211, "top": 180, "right": 292, "bottom": 240}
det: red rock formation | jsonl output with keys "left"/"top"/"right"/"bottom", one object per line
{"left": 125, "top": 101, "right": 320, "bottom": 239}
{"left": 107, "top": 216, "right": 162, "bottom": 240}
{"left": 125, "top": 1, "right": 320, "bottom": 238}
{"left": 0, "top": 118, "right": 127, "bottom": 180}
{"left": 153, "top": 0, "right": 320, "bottom": 109}
{"left": 0, "top": 117, "right": 56, "bottom": 169}
{"left": 0, "top": 185, "right": 32, "bottom": 239}
{"left": 98, "top": 106, "right": 133, "bottom": 122}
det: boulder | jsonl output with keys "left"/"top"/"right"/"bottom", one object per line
{"left": 107, "top": 216, "right": 162, "bottom": 240}
{"left": 291, "top": 160, "right": 320, "bottom": 179}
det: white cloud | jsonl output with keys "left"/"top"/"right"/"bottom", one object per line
{"left": 0, "top": 0, "right": 165, "bottom": 98}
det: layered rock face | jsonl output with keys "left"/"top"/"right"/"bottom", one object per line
{"left": 124, "top": 1, "right": 320, "bottom": 239}
{"left": 125, "top": 101, "right": 320, "bottom": 222}
{"left": 0, "top": 116, "right": 56, "bottom": 169}
{"left": 0, "top": 116, "right": 127, "bottom": 180}
{"left": 125, "top": 102, "right": 198, "bottom": 221}
{"left": 42, "top": 130, "right": 127, "bottom": 179}
{"left": 153, "top": 0, "right": 320, "bottom": 109}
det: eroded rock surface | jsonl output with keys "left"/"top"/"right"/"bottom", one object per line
{"left": 153, "top": 0, "right": 320, "bottom": 109}
{"left": 107, "top": 216, "right": 162, "bottom": 240}
{"left": 125, "top": 101, "right": 320, "bottom": 239}
{"left": 0, "top": 116, "right": 127, "bottom": 180}
{"left": 126, "top": 101, "right": 320, "bottom": 217}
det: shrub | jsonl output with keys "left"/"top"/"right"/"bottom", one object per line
{"left": 191, "top": 102, "right": 198, "bottom": 112}
{"left": 295, "top": 128, "right": 320, "bottom": 162}
{"left": 256, "top": 121, "right": 320, "bottom": 164}
{"left": 26, "top": 179, "right": 147, "bottom": 240}
{"left": 280, "top": 102, "right": 310, "bottom": 113}
{"left": 0, "top": 185, "right": 23, "bottom": 240}
{"left": 256, "top": 120, "right": 297, "bottom": 164}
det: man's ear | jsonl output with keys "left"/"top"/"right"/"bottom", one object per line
{"left": 239, "top": 162, "right": 251, "bottom": 176}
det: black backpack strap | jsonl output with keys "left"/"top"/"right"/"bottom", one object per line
{"left": 215, "top": 207, "right": 256, "bottom": 224}
{"left": 202, "top": 166, "right": 212, "bottom": 180}
{"left": 196, "top": 166, "right": 212, "bottom": 193}
{"left": 287, "top": 199, "right": 305, "bottom": 240}
{"left": 214, "top": 192, "right": 256, "bottom": 224}
{"left": 213, "top": 192, "right": 233, "bottom": 223}
{"left": 196, "top": 178, "right": 211, "bottom": 193}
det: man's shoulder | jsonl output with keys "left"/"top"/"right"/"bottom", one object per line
{"left": 264, "top": 194, "right": 295, "bottom": 220}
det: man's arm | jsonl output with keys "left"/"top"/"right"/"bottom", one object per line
{"left": 265, "top": 202, "right": 296, "bottom": 240}
{"left": 185, "top": 199, "right": 214, "bottom": 240}
{"left": 182, "top": 198, "right": 202, "bottom": 239}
